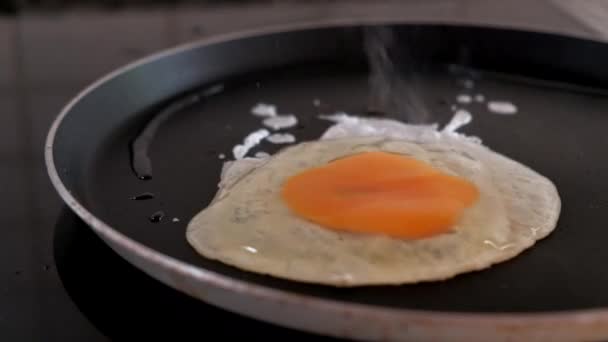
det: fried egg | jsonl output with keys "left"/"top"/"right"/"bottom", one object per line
{"left": 186, "top": 117, "right": 560, "bottom": 286}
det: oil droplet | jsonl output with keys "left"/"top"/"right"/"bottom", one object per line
{"left": 172, "top": 217, "right": 180, "bottom": 223}
{"left": 130, "top": 192, "right": 155, "bottom": 200}
{"left": 131, "top": 91, "right": 202, "bottom": 181}
{"left": 149, "top": 211, "right": 165, "bottom": 223}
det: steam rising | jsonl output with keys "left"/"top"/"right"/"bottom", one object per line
{"left": 364, "top": 27, "right": 430, "bottom": 124}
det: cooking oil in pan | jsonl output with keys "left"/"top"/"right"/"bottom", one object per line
{"left": 130, "top": 192, "right": 155, "bottom": 200}
{"left": 149, "top": 211, "right": 165, "bottom": 223}
{"left": 131, "top": 84, "right": 223, "bottom": 180}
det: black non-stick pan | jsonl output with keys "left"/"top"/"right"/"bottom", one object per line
{"left": 46, "top": 22, "right": 608, "bottom": 341}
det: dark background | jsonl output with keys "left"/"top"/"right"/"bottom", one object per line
{"left": 1, "top": 1, "right": 607, "bottom": 341}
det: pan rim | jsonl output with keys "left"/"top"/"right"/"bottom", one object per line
{"left": 45, "top": 18, "right": 608, "bottom": 330}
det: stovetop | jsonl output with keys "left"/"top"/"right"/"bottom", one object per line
{"left": 2, "top": 1, "right": 606, "bottom": 340}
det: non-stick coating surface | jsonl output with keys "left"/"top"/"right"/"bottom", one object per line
{"left": 50, "top": 24, "right": 608, "bottom": 315}
{"left": 82, "top": 61, "right": 608, "bottom": 313}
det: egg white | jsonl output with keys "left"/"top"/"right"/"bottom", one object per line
{"left": 186, "top": 119, "right": 560, "bottom": 286}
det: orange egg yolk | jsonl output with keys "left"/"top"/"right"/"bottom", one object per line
{"left": 281, "top": 151, "right": 479, "bottom": 239}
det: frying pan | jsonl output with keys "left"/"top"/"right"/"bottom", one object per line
{"left": 46, "top": 21, "right": 608, "bottom": 341}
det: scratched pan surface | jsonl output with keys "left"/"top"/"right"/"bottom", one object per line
{"left": 47, "top": 23, "right": 608, "bottom": 341}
